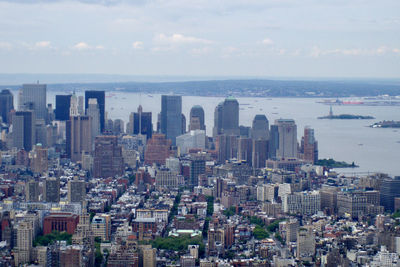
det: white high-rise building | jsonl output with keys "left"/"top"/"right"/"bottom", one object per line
{"left": 176, "top": 129, "right": 206, "bottom": 155}
{"left": 19, "top": 83, "right": 47, "bottom": 120}
{"left": 275, "top": 119, "right": 297, "bottom": 159}
{"left": 69, "top": 93, "right": 79, "bottom": 117}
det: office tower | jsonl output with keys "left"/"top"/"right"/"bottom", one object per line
{"left": 144, "top": 133, "right": 171, "bottom": 165}
{"left": 161, "top": 95, "right": 182, "bottom": 145}
{"left": 31, "top": 144, "right": 48, "bottom": 174}
{"left": 35, "top": 119, "right": 47, "bottom": 146}
{"left": 25, "top": 180, "right": 39, "bottom": 202}
{"left": 66, "top": 116, "right": 92, "bottom": 162}
{"left": 181, "top": 113, "right": 186, "bottom": 134}
{"left": 213, "top": 97, "right": 239, "bottom": 137}
{"left": 302, "top": 126, "right": 318, "bottom": 163}
{"left": 85, "top": 90, "right": 105, "bottom": 132}
{"left": 189, "top": 105, "right": 205, "bottom": 131}
{"left": 269, "top": 125, "right": 279, "bottom": 159}
{"left": 296, "top": 226, "right": 315, "bottom": 261}
{"left": 189, "top": 156, "right": 206, "bottom": 187}
{"left": 176, "top": 130, "right": 206, "bottom": 155}
{"left": 19, "top": 83, "right": 47, "bottom": 120}
{"left": 275, "top": 119, "right": 297, "bottom": 159}
{"left": 78, "top": 95, "right": 84, "bottom": 115}
{"left": 86, "top": 98, "right": 101, "bottom": 143}
{"left": 93, "top": 135, "right": 124, "bottom": 178}
{"left": 222, "top": 97, "right": 239, "bottom": 135}
{"left": 130, "top": 105, "right": 153, "bottom": 139}
{"left": 252, "top": 139, "right": 268, "bottom": 168}
{"left": 46, "top": 103, "right": 55, "bottom": 124}
{"left": 251, "top": 114, "right": 269, "bottom": 140}
{"left": 113, "top": 119, "right": 124, "bottom": 135}
{"left": 213, "top": 102, "right": 223, "bottom": 137}
{"left": 68, "top": 177, "right": 86, "bottom": 203}
{"left": 12, "top": 111, "right": 35, "bottom": 151}
{"left": 55, "top": 95, "right": 71, "bottom": 121}
{"left": 0, "top": 89, "right": 13, "bottom": 124}
{"left": 237, "top": 137, "right": 253, "bottom": 164}
{"left": 43, "top": 177, "right": 60, "bottom": 203}
{"left": 216, "top": 134, "right": 238, "bottom": 163}
{"left": 14, "top": 220, "right": 34, "bottom": 266}
{"left": 380, "top": 177, "right": 400, "bottom": 212}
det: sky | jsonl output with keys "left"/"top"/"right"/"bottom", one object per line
{"left": 0, "top": 0, "right": 399, "bottom": 78}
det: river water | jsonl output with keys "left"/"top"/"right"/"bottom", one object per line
{"left": 46, "top": 91, "right": 400, "bottom": 177}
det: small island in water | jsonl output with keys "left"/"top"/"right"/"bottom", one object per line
{"left": 370, "top": 120, "right": 400, "bottom": 128}
{"left": 315, "top": 158, "right": 358, "bottom": 168}
{"left": 318, "top": 106, "right": 374, "bottom": 120}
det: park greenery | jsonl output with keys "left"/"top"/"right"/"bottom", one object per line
{"left": 146, "top": 235, "right": 205, "bottom": 256}
{"left": 34, "top": 231, "right": 72, "bottom": 247}
{"left": 316, "top": 158, "right": 358, "bottom": 168}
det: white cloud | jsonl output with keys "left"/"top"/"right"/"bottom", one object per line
{"left": 72, "top": 42, "right": 104, "bottom": 50}
{"left": 261, "top": 38, "right": 273, "bottom": 45}
{"left": 35, "top": 41, "right": 51, "bottom": 48}
{"left": 0, "top": 41, "right": 12, "bottom": 50}
{"left": 155, "top": 33, "right": 213, "bottom": 45}
{"left": 132, "top": 41, "right": 143, "bottom": 49}
{"left": 73, "top": 42, "right": 91, "bottom": 50}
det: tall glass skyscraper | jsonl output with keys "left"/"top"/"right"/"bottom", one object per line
{"left": 161, "top": 95, "right": 182, "bottom": 145}
{"left": 55, "top": 95, "right": 71, "bottom": 121}
{"left": 0, "top": 89, "right": 14, "bottom": 124}
{"left": 19, "top": 83, "right": 47, "bottom": 120}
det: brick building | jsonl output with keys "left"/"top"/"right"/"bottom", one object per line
{"left": 43, "top": 213, "right": 79, "bottom": 235}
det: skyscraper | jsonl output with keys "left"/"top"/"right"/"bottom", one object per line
{"left": 189, "top": 105, "right": 205, "bottom": 131}
{"left": 66, "top": 116, "right": 92, "bottom": 162}
{"left": 93, "top": 135, "right": 124, "bottom": 178}
{"left": 302, "top": 126, "right": 318, "bottom": 164}
{"left": 269, "top": 125, "right": 279, "bottom": 159}
{"left": 213, "top": 102, "right": 223, "bottom": 138}
{"left": 86, "top": 98, "right": 101, "bottom": 144}
{"left": 237, "top": 137, "right": 252, "bottom": 164}
{"left": 213, "top": 97, "right": 239, "bottom": 137}
{"left": 380, "top": 177, "right": 400, "bottom": 212}
{"left": 55, "top": 95, "right": 71, "bottom": 121}
{"left": 12, "top": 111, "right": 35, "bottom": 151}
{"left": 85, "top": 90, "right": 105, "bottom": 132}
{"left": 0, "top": 89, "right": 14, "bottom": 124}
{"left": 252, "top": 139, "right": 268, "bottom": 168}
{"left": 251, "top": 114, "right": 269, "bottom": 140}
{"left": 275, "top": 119, "right": 297, "bottom": 159}
{"left": 221, "top": 97, "right": 239, "bottom": 136}
{"left": 161, "top": 95, "right": 182, "bottom": 145}
{"left": 19, "top": 83, "right": 47, "bottom": 120}
{"left": 131, "top": 105, "right": 153, "bottom": 139}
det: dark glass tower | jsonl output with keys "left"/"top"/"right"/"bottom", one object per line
{"left": 12, "top": 111, "right": 35, "bottom": 151}
{"left": 161, "top": 95, "right": 182, "bottom": 145}
{"left": 55, "top": 95, "right": 71, "bottom": 121}
{"left": 85, "top": 90, "right": 105, "bottom": 132}
{"left": 380, "top": 177, "right": 400, "bottom": 212}
{"left": 133, "top": 106, "right": 153, "bottom": 139}
{"left": 251, "top": 114, "right": 269, "bottom": 140}
{"left": 221, "top": 97, "right": 239, "bottom": 135}
{"left": 0, "top": 89, "right": 13, "bottom": 124}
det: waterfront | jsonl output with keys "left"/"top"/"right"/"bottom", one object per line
{"left": 46, "top": 91, "right": 400, "bottom": 176}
